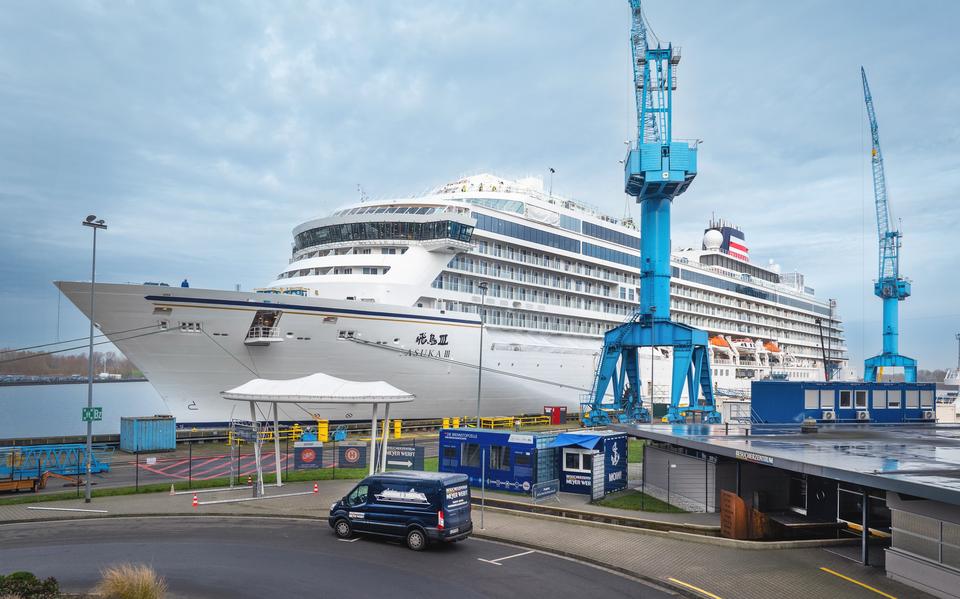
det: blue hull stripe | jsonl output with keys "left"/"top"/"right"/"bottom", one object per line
{"left": 144, "top": 295, "right": 479, "bottom": 326}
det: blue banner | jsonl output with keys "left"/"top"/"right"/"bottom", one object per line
{"left": 338, "top": 445, "right": 368, "bottom": 468}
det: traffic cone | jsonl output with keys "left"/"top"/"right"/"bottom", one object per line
{"left": 192, "top": 494, "right": 198, "bottom": 508}
{"left": 313, "top": 482, "right": 319, "bottom": 494}
{"left": 169, "top": 484, "right": 175, "bottom": 496}
{"left": 247, "top": 475, "right": 252, "bottom": 486}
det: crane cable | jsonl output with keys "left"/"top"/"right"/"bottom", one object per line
{"left": 0, "top": 327, "right": 173, "bottom": 365}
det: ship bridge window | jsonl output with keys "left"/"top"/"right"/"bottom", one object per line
{"left": 294, "top": 220, "right": 473, "bottom": 250}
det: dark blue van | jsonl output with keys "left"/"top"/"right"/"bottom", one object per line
{"left": 328, "top": 471, "right": 472, "bottom": 550}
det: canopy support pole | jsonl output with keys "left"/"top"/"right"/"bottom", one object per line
{"left": 250, "top": 401, "right": 263, "bottom": 498}
{"left": 369, "top": 403, "right": 379, "bottom": 475}
{"left": 379, "top": 403, "right": 391, "bottom": 473}
{"left": 273, "top": 402, "right": 282, "bottom": 487}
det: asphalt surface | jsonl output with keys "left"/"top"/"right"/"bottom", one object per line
{"left": 0, "top": 517, "right": 672, "bottom": 598}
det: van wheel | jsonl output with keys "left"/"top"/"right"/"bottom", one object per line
{"left": 334, "top": 519, "right": 353, "bottom": 539}
{"left": 406, "top": 528, "right": 427, "bottom": 551}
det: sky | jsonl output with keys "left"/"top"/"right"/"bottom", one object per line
{"left": 0, "top": 1, "right": 958, "bottom": 372}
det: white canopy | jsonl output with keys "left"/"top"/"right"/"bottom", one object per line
{"left": 220, "top": 373, "right": 414, "bottom": 404}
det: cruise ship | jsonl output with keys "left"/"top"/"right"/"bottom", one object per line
{"left": 58, "top": 173, "right": 847, "bottom": 425}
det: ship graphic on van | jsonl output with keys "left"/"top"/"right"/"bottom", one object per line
{"left": 375, "top": 488, "right": 429, "bottom": 504}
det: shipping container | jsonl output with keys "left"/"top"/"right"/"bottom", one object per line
{"left": 120, "top": 416, "right": 176, "bottom": 452}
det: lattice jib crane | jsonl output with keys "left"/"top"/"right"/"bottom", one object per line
{"left": 860, "top": 67, "right": 917, "bottom": 382}
{"left": 583, "top": 1, "right": 720, "bottom": 426}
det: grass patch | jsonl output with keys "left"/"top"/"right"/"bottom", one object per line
{"left": 628, "top": 438, "right": 644, "bottom": 463}
{"left": 423, "top": 456, "right": 438, "bottom": 472}
{"left": 596, "top": 489, "right": 686, "bottom": 513}
{"left": 0, "top": 467, "right": 368, "bottom": 506}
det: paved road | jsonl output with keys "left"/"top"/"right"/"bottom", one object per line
{"left": 0, "top": 517, "right": 672, "bottom": 598}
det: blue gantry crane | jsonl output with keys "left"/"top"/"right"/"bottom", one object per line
{"left": 861, "top": 67, "right": 917, "bottom": 383}
{"left": 583, "top": 1, "right": 720, "bottom": 425}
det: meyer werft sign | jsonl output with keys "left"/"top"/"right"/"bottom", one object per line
{"left": 384, "top": 446, "right": 425, "bottom": 471}
{"left": 735, "top": 449, "right": 774, "bottom": 466}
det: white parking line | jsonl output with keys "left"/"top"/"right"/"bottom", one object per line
{"left": 27, "top": 506, "right": 109, "bottom": 514}
{"left": 338, "top": 538, "right": 361, "bottom": 543}
{"left": 478, "top": 549, "right": 536, "bottom": 566}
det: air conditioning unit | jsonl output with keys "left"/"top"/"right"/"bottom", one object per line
{"left": 856, "top": 410, "right": 870, "bottom": 421}
{"left": 922, "top": 410, "right": 935, "bottom": 420}
{"left": 821, "top": 410, "right": 836, "bottom": 421}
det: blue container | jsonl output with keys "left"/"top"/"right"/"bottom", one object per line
{"left": 439, "top": 429, "right": 539, "bottom": 493}
{"left": 555, "top": 430, "right": 628, "bottom": 496}
{"left": 120, "top": 416, "right": 176, "bottom": 452}
{"left": 751, "top": 381, "right": 937, "bottom": 424}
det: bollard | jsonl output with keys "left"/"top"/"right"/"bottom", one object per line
{"left": 442, "top": 418, "right": 450, "bottom": 429}
{"left": 247, "top": 475, "right": 252, "bottom": 486}
{"left": 453, "top": 417, "right": 460, "bottom": 428}
{"left": 394, "top": 419, "right": 402, "bottom": 439}
{"left": 192, "top": 494, "right": 198, "bottom": 508}
{"left": 313, "top": 482, "right": 319, "bottom": 494}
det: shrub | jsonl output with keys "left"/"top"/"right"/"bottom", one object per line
{"left": 94, "top": 564, "right": 166, "bottom": 599}
{"left": 0, "top": 571, "right": 59, "bottom": 599}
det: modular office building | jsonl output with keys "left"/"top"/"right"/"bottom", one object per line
{"left": 438, "top": 428, "right": 627, "bottom": 499}
{"left": 752, "top": 381, "right": 936, "bottom": 424}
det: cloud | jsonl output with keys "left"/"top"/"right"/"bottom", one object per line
{"left": 0, "top": 0, "right": 957, "bottom": 369}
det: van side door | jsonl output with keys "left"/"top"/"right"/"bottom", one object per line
{"left": 343, "top": 483, "right": 372, "bottom": 532}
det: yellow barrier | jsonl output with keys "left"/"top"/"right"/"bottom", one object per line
{"left": 442, "top": 417, "right": 450, "bottom": 429}
{"left": 317, "top": 419, "right": 329, "bottom": 443}
{"left": 394, "top": 419, "right": 402, "bottom": 439}
{"left": 479, "top": 417, "right": 515, "bottom": 429}
{"left": 228, "top": 424, "right": 304, "bottom": 445}
{"left": 452, "top": 417, "right": 460, "bottom": 428}
{"left": 513, "top": 415, "right": 551, "bottom": 428}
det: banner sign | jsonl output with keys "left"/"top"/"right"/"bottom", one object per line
{"left": 384, "top": 445, "right": 425, "bottom": 471}
{"left": 294, "top": 441, "right": 323, "bottom": 470}
{"left": 338, "top": 445, "right": 368, "bottom": 468}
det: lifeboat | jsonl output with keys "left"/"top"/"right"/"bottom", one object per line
{"left": 763, "top": 341, "right": 781, "bottom": 353}
{"left": 709, "top": 336, "right": 730, "bottom": 348}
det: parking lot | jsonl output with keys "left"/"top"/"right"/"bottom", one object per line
{"left": 0, "top": 517, "right": 667, "bottom": 598}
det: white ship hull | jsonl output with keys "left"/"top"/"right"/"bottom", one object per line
{"left": 58, "top": 282, "right": 735, "bottom": 425}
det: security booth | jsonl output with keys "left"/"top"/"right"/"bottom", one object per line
{"left": 751, "top": 381, "right": 937, "bottom": 424}
{"left": 548, "top": 430, "right": 628, "bottom": 497}
{"left": 439, "top": 428, "right": 543, "bottom": 493}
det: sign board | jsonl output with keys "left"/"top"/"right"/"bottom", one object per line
{"left": 294, "top": 441, "right": 324, "bottom": 470}
{"left": 532, "top": 479, "right": 560, "bottom": 503}
{"left": 338, "top": 445, "right": 368, "bottom": 468}
{"left": 145, "top": 457, "right": 157, "bottom": 466}
{"left": 720, "top": 490, "right": 748, "bottom": 540}
{"left": 81, "top": 407, "right": 103, "bottom": 422}
{"left": 591, "top": 452, "right": 606, "bottom": 501}
{"left": 384, "top": 445, "right": 425, "bottom": 471}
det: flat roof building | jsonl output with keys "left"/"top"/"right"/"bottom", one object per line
{"left": 614, "top": 422, "right": 960, "bottom": 599}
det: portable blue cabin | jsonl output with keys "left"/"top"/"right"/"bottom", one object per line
{"left": 751, "top": 381, "right": 937, "bottom": 424}
{"left": 438, "top": 429, "right": 542, "bottom": 493}
{"left": 548, "top": 430, "right": 628, "bottom": 496}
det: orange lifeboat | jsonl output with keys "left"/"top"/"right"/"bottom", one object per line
{"left": 709, "top": 336, "right": 730, "bottom": 348}
{"left": 763, "top": 341, "right": 781, "bottom": 353}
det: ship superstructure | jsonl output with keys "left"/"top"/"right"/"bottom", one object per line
{"left": 59, "top": 173, "right": 847, "bottom": 424}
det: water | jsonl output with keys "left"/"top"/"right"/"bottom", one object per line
{"left": 0, "top": 381, "right": 168, "bottom": 439}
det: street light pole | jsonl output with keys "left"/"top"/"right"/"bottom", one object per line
{"left": 476, "top": 282, "right": 488, "bottom": 428}
{"left": 82, "top": 215, "right": 106, "bottom": 503}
